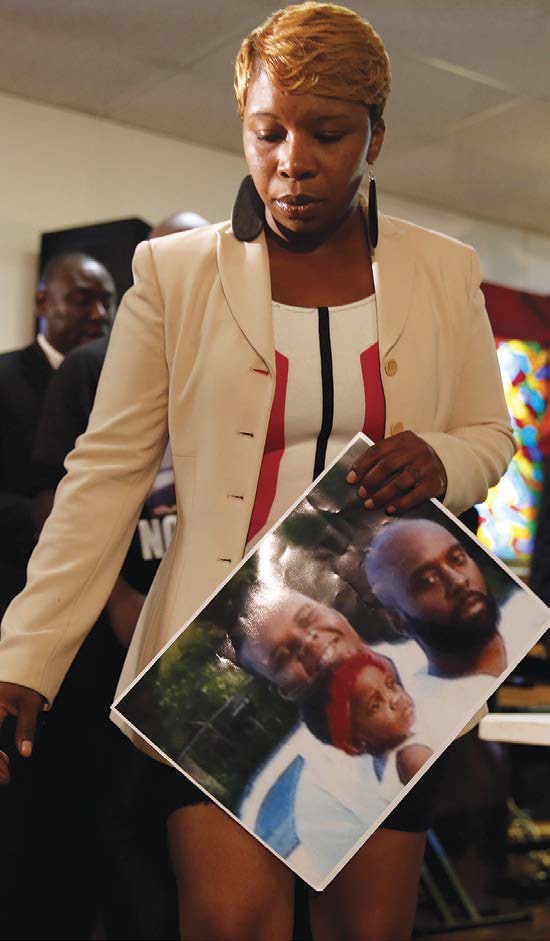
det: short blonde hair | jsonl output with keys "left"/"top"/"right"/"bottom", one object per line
{"left": 234, "top": 2, "right": 391, "bottom": 126}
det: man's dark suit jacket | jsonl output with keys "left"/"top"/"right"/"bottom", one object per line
{"left": 0, "top": 341, "right": 53, "bottom": 610}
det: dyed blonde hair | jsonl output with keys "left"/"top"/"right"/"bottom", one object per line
{"left": 234, "top": 2, "right": 391, "bottom": 126}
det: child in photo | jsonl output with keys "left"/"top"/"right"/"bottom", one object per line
{"left": 301, "top": 649, "right": 433, "bottom": 796}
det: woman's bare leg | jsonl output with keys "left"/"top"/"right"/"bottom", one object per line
{"left": 309, "top": 827, "right": 425, "bottom": 941}
{"left": 167, "top": 802, "right": 295, "bottom": 940}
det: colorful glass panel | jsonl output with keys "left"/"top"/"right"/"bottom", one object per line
{"left": 476, "top": 341, "right": 549, "bottom": 570}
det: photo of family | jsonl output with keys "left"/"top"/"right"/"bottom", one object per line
{"left": 113, "top": 434, "right": 550, "bottom": 890}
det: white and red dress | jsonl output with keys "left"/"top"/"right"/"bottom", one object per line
{"left": 246, "top": 295, "right": 385, "bottom": 548}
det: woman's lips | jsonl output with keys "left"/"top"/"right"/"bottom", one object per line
{"left": 274, "top": 196, "right": 322, "bottom": 218}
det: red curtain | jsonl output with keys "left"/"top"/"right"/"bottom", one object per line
{"left": 482, "top": 282, "right": 550, "bottom": 344}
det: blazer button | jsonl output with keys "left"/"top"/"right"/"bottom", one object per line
{"left": 390, "top": 422, "right": 404, "bottom": 436}
{"left": 385, "top": 359, "right": 398, "bottom": 377}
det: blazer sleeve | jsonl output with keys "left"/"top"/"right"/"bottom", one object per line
{"left": 0, "top": 241, "right": 169, "bottom": 704}
{"left": 419, "top": 248, "right": 517, "bottom": 515}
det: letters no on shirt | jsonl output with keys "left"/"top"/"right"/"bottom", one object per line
{"left": 138, "top": 514, "right": 177, "bottom": 560}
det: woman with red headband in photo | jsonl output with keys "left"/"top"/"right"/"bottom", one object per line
{"left": 301, "top": 649, "right": 434, "bottom": 791}
{"left": 0, "top": 3, "right": 515, "bottom": 938}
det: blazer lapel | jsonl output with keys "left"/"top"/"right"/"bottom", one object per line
{"left": 216, "top": 210, "right": 414, "bottom": 372}
{"left": 217, "top": 227, "right": 275, "bottom": 377}
{"left": 370, "top": 213, "right": 416, "bottom": 360}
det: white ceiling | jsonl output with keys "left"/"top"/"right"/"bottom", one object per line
{"left": 1, "top": 0, "right": 549, "bottom": 234}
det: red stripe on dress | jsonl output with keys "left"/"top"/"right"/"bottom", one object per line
{"left": 246, "top": 351, "right": 289, "bottom": 544}
{"left": 360, "top": 342, "right": 386, "bottom": 442}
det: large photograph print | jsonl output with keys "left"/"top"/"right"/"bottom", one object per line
{"left": 113, "top": 434, "right": 550, "bottom": 890}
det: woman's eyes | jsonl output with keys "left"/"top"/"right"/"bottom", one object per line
{"left": 255, "top": 132, "right": 344, "bottom": 144}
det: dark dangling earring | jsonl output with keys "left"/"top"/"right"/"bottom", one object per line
{"left": 367, "top": 164, "right": 378, "bottom": 251}
{"left": 231, "top": 174, "right": 265, "bottom": 242}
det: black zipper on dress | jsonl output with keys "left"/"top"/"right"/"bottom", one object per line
{"left": 313, "top": 306, "right": 334, "bottom": 479}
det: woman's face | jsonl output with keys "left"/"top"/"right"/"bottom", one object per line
{"left": 350, "top": 661, "right": 415, "bottom": 754}
{"left": 242, "top": 69, "right": 384, "bottom": 241}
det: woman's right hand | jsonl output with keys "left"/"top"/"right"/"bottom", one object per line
{"left": 0, "top": 681, "right": 45, "bottom": 784}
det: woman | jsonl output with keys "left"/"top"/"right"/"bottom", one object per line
{"left": 0, "top": 3, "right": 515, "bottom": 939}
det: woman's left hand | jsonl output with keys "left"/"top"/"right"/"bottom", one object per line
{"left": 346, "top": 431, "right": 447, "bottom": 514}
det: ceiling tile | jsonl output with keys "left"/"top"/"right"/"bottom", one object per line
{"left": 351, "top": 0, "right": 550, "bottom": 100}
{"left": 0, "top": 13, "right": 173, "bottom": 112}
{"left": 106, "top": 69, "right": 243, "bottom": 154}
{"left": 1, "top": 0, "right": 549, "bottom": 234}
{"left": 0, "top": 0, "right": 269, "bottom": 70}
{"left": 383, "top": 54, "right": 511, "bottom": 143}
{"left": 377, "top": 96, "right": 550, "bottom": 232}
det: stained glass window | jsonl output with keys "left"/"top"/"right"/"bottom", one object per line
{"left": 476, "top": 341, "right": 549, "bottom": 572}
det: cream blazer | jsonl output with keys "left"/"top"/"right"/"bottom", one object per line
{"left": 0, "top": 211, "right": 516, "bottom": 748}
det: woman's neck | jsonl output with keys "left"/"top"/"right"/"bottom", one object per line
{"left": 266, "top": 203, "right": 375, "bottom": 307}
{"left": 265, "top": 201, "right": 366, "bottom": 256}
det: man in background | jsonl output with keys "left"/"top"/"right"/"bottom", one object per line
{"left": 0, "top": 253, "right": 116, "bottom": 614}
{"left": 0, "top": 212, "right": 207, "bottom": 941}
{"left": 31, "top": 211, "right": 208, "bottom": 643}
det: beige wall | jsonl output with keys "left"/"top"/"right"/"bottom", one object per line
{"left": 2, "top": 91, "right": 550, "bottom": 353}
{"left": 378, "top": 192, "right": 550, "bottom": 298}
{"left": 0, "top": 92, "right": 246, "bottom": 351}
